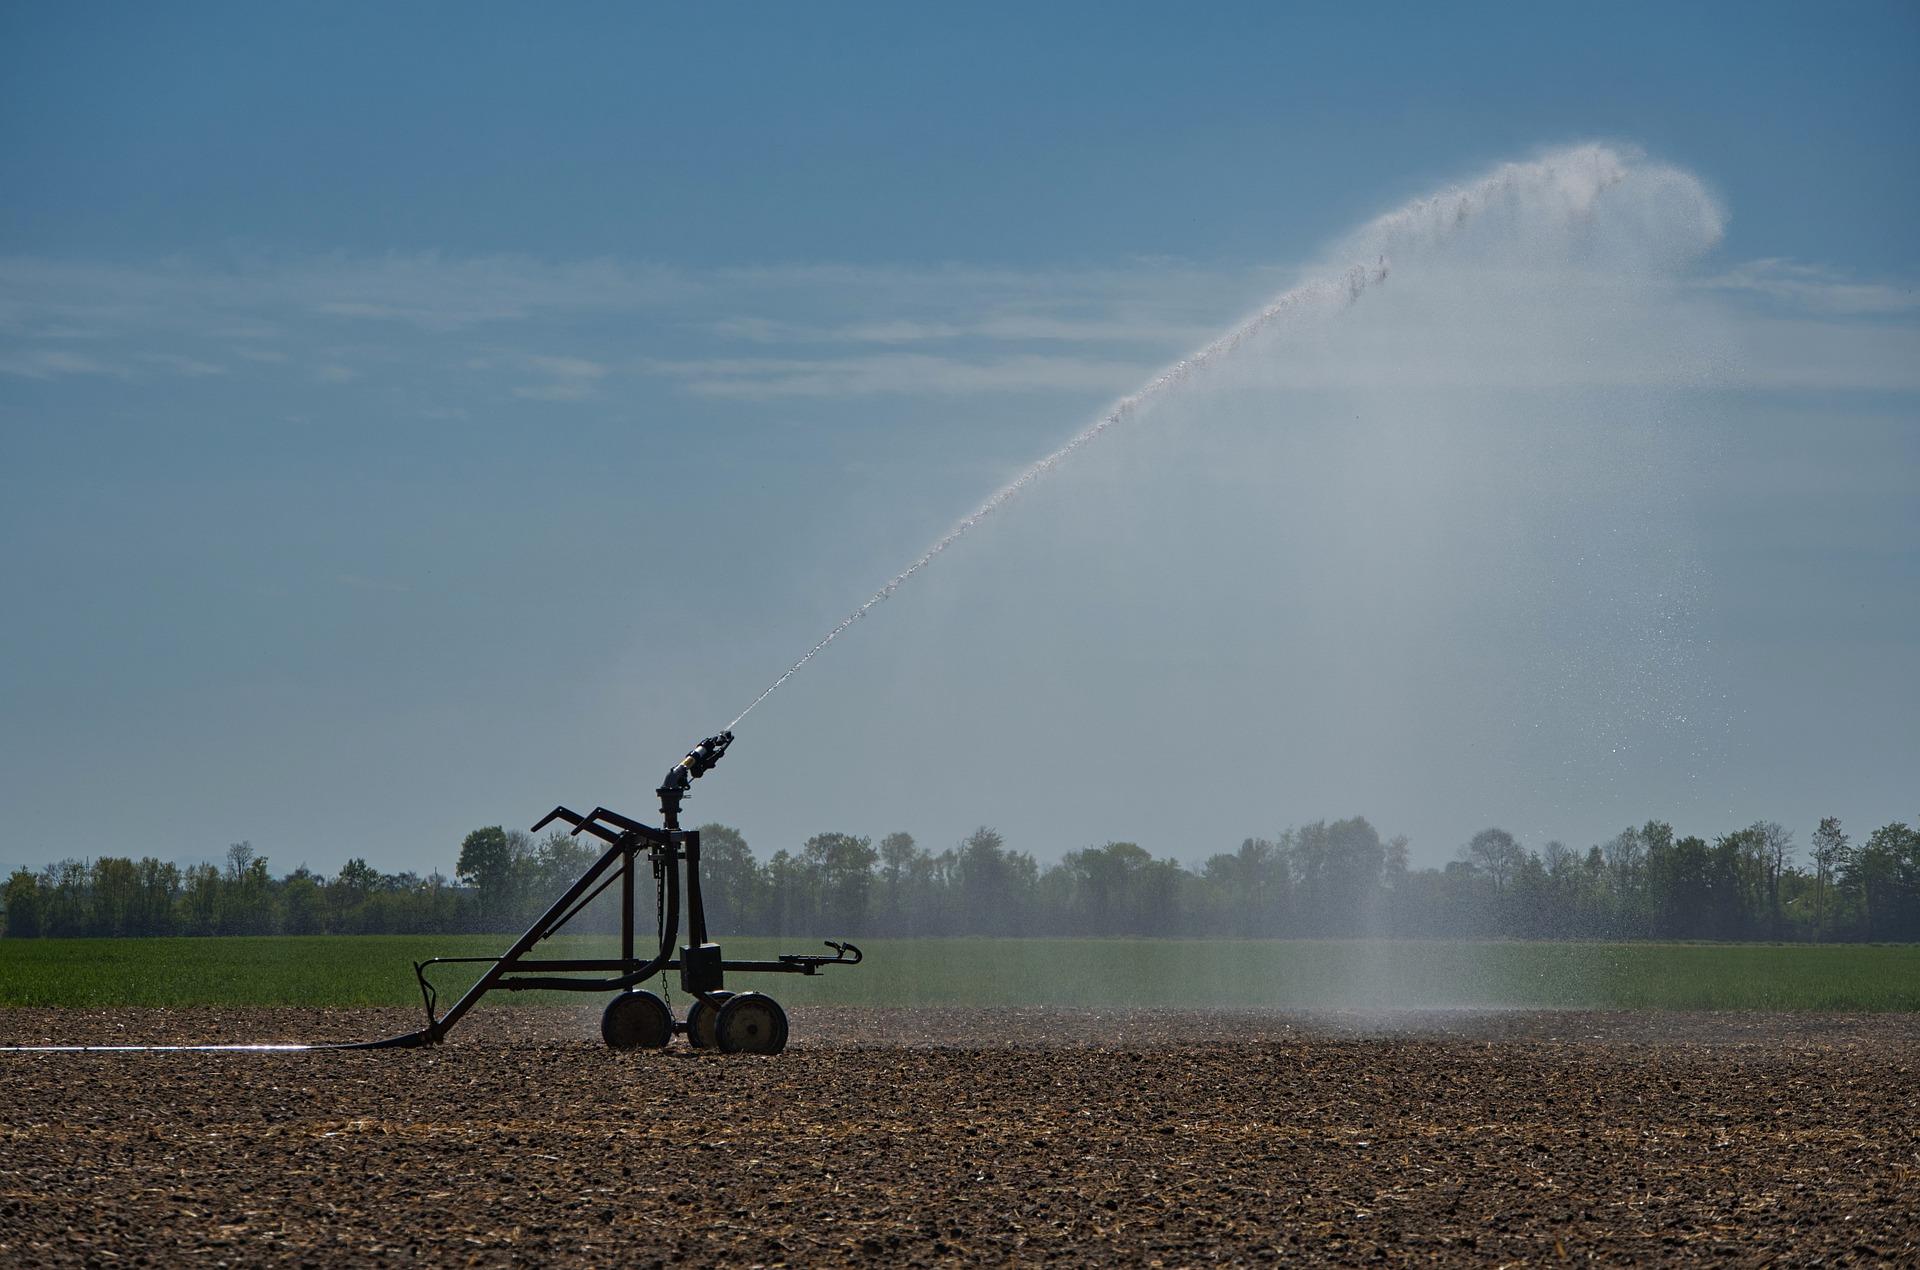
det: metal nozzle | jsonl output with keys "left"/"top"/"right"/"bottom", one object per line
{"left": 678, "top": 730, "right": 734, "bottom": 780}
{"left": 656, "top": 731, "right": 735, "bottom": 829}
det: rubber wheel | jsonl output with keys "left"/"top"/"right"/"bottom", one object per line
{"left": 686, "top": 991, "right": 734, "bottom": 1049}
{"left": 601, "top": 990, "right": 672, "bottom": 1050}
{"left": 714, "top": 992, "right": 788, "bottom": 1055}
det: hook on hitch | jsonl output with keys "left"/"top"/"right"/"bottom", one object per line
{"left": 775, "top": 940, "right": 863, "bottom": 974}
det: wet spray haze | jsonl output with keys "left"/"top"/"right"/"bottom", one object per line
{"left": 730, "top": 144, "right": 1722, "bottom": 732}
{"left": 730, "top": 144, "right": 1733, "bottom": 1002}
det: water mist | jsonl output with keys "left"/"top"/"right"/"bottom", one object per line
{"left": 731, "top": 144, "right": 1729, "bottom": 1012}
{"left": 728, "top": 144, "right": 1706, "bottom": 733}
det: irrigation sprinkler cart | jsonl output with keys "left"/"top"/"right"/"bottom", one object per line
{"left": 387, "top": 732, "right": 860, "bottom": 1054}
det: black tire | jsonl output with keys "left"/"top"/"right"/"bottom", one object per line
{"left": 601, "top": 990, "right": 673, "bottom": 1050}
{"left": 686, "top": 991, "right": 735, "bottom": 1049}
{"left": 714, "top": 992, "right": 788, "bottom": 1055}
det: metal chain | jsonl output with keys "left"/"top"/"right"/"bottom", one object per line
{"left": 654, "top": 850, "right": 671, "bottom": 1013}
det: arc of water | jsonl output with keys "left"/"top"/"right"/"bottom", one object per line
{"left": 727, "top": 144, "right": 1649, "bottom": 730}
{"left": 724, "top": 260, "right": 1386, "bottom": 732}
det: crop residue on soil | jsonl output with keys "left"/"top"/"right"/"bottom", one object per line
{"left": 2, "top": 1008, "right": 1916, "bottom": 1266}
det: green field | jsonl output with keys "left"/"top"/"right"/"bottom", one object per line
{"left": 3, "top": 936, "right": 1916, "bottom": 1011}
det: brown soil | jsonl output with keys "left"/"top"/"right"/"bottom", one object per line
{"left": 2, "top": 1007, "right": 1916, "bottom": 1266}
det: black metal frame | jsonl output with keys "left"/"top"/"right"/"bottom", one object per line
{"left": 355, "top": 732, "right": 860, "bottom": 1049}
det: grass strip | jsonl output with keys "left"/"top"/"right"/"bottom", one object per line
{"left": 3, "top": 936, "right": 1917, "bottom": 1011}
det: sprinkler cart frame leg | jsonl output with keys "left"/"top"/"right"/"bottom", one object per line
{"left": 356, "top": 732, "right": 860, "bottom": 1051}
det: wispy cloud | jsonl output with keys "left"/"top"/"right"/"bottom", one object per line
{"left": 0, "top": 253, "right": 687, "bottom": 339}
{"left": 0, "top": 348, "right": 125, "bottom": 378}
{"left": 1700, "top": 258, "right": 1919, "bottom": 316}
{"left": 0, "top": 254, "right": 1209, "bottom": 406}
{"left": 468, "top": 349, "right": 611, "bottom": 400}
{"left": 138, "top": 352, "right": 227, "bottom": 377}
{"left": 652, "top": 352, "right": 1151, "bottom": 398}
{"left": 525, "top": 354, "right": 607, "bottom": 380}
{"left": 0, "top": 250, "right": 1914, "bottom": 404}
{"left": 709, "top": 312, "right": 1216, "bottom": 346}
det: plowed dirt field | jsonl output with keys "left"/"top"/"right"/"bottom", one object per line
{"left": 2, "top": 1007, "right": 1915, "bottom": 1266}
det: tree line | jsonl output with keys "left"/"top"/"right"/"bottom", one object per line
{"left": 3, "top": 815, "right": 1915, "bottom": 942}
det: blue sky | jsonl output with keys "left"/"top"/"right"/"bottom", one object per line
{"left": 2, "top": 2, "right": 1915, "bottom": 878}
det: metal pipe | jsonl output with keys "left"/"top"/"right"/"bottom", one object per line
{"left": 418, "top": 833, "right": 633, "bottom": 1042}
{"left": 621, "top": 842, "right": 635, "bottom": 966}
{"left": 685, "top": 829, "right": 709, "bottom": 947}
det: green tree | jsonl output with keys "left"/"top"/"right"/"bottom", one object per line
{"left": 1846, "top": 822, "right": 1920, "bottom": 941}
{"left": 526, "top": 829, "right": 597, "bottom": 924}
{"left": 330, "top": 858, "right": 379, "bottom": 932}
{"left": 91, "top": 856, "right": 141, "bottom": 937}
{"left": 1202, "top": 837, "right": 1288, "bottom": 936}
{"left": 1707, "top": 828, "right": 1767, "bottom": 941}
{"left": 695, "top": 824, "right": 764, "bottom": 934}
{"left": 414, "top": 870, "right": 465, "bottom": 934}
{"left": 1601, "top": 825, "right": 1648, "bottom": 933}
{"left": 1292, "top": 818, "right": 1388, "bottom": 935}
{"left": 1506, "top": 850, "right": 1554, "bottom": 938}
{"left": 763, "top": 849, "right": 814, "bottom": 936}
{"left": 2, "top": 867, "right": 44, "bottom": 937}
{"left": 1751, "top": 821, "right": 1795, "bottom": 938}
{"left": 1465, "top": 828, "right": 1524, "bottom": 893}
{"left": 1810, "top": 817, "right": 1849, "bottom": 941}
{"left": 457, "top": 826, "right": 516, "bottom": 925}
{"left": 875, "top": 831, "right": 933, "bottom": 935}
{"left": 281, "top": 865, "right": 328, "bottom": 935}
{"left": 951, "top": 827, "right": 1035, "bottom": 936}
{"left": 218, "top": 851, "right": 277, "bottom": 935}
{"left": 133, "top": 858, "right": 181, "bottom": 936}
{"left": 43, "top": 860, "right": 90, "bottom": 937}
{"left": 801, "top": 832, "right": 879, "bottom": 932}
{"left": 177, "top": 862, "right": 221, "bottom": 935}
{"left": 336, "top": 857, "right": 380, "bottom": 893}
{"left": 1648, "top": 832, "right": 1709, "bottom": 939}
{"left": 1061, "top": 841, "right": 1154, "bottom": 934}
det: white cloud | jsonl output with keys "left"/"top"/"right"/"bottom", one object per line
{"left": 33, "top": 324, "right": 113, "bottom": 340}
{"left": 265, "top": 254, "right": 683, "bottom": 331}
{"left": 139, "top": 352, "right": 227, "bottom": 377}
{"left": 0, "top": 253, "right": 688, "bottom": 339}
{"left": 0, "top": 348, "right": 124, "bottom": 378}
{"left": 524, "top": 354, "right": 606, "bottom": 380}
{"left": 515, "top": 382, "right": 599, "bottom": 401}
{"left": 498, "top": 351, "right": 608, "bottom": 401}
{"left": 651, "top": 352, "right": 1151, "bottom": 398}
{"left": 708, "top": 312, "right": 1215, "bottom": 346}
{"left": 1701, "top": 259, "right": 1919, "bottom": 316}
{"left": 0, "top": 245, "right": 1913, "bottom": 404}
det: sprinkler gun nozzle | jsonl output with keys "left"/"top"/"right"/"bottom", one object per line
{"left": 679, "top": 730, "right": 734, "bottom": 779}
{"left": 656, "top": 731, "right": 735, "bottom": 828}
